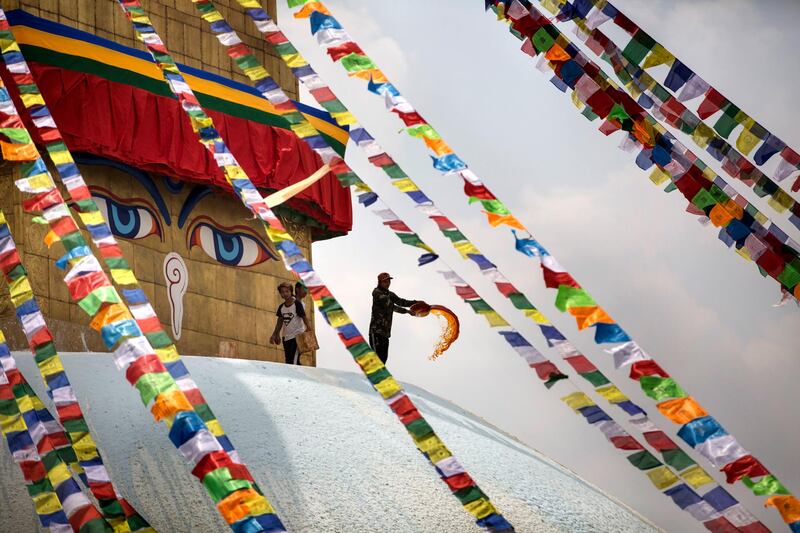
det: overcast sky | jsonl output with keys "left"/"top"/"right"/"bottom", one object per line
{"left": 277, "top": 1, "right": 800, "bottom": 530}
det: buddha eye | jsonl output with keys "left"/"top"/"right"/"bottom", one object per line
{"left": 187, "top": 218, "right": 276, "bottom": 267}
{"left": 91, "top": 188, "right": 162, "bottom": 241}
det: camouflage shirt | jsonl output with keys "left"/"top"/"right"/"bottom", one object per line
{"left": 369, "top": 286, "right": 414, "bottom": 338}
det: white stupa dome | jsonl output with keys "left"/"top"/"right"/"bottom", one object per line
{"left": 1, "top": 354, "right": 658, "bottom": 532}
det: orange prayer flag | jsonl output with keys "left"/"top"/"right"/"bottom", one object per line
{"left": 545, "top": 44, "right": 570, "bottom": 62}
{"left": 89, "top": 303, "right": 131, "bottom": 332}
{"left": 43, "top": 231, "right": 60, "bottom": 248}
{"left": 656, "top": 397, "right": 708, "bottom": 424}
{"left": 218, "top": 488, "right": 261, "bottom": 524}
{"left": 150, "top": 390, "right": 194, "bottom": 423}
{"left": 765, "top": 495, "right": 800, "bottom": 524}
{"left": 424, "top": 137, "right": 453, "bottom": 156}
{"left": 631, "top": 120, "right": 654, "bottom": 147}
{"left": 708, "top": 204, "right": 734, "bottom": 227}
{"left": 293, "top": 1, "right": 330, "bottom": 18}
{"left": 483, "top": 211, "right": 525, "bottom": 230}
{"left": 569, "top": 306, "right": 614, "bottom": 330}
{"left": 724, "top": 199, "right": 744, "bottom": 220}
{"left": 0, "top": 140, "right": 38, "bottom": 161}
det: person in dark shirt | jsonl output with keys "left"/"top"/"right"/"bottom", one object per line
{"left": 369, "top": 272, "right": 418, "bottom": 364}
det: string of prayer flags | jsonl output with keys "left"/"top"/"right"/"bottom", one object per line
{"left": 0, "top": 330, "right": 111, "bottom": 532}
{"left": 115, "top": 2, "right": 513, "bottom": 530}
{"left": 530, "top": 0, "right": 800, "bottom": 228}
{"left": 496, "top": 0, "right": 800, "bottom": 298}
{"left": 0, "top": 59, "right": 283, "bottom": 532}
{"left": 0, "top": 211, "right": 152, "bottom": 531}
{"left": 291, "top": 0, "right": 800, "bottom": 299}
{"left": 488, "top": 3, "right": 800, "bottom": 527}
{"left": 0, "top": 8, "right": 267, "bottom": 508}
{"left": 548, "top": 0, "right": 800, "bottom": 195}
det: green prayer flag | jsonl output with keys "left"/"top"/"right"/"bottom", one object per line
{"left": 347, "top": 343, "right": 372, "bottom": 358}
{"left": 287, "top": 0, "right": 311, "bottom": 7}
{"left": 77, "top": 286, "right": 120, "bottom": 316}
{"left": 467, "top": 299, "right": 493, "bottom": 313}
{"left": 193, "top": 403, "right": 215, "bottom": 423}
{"left": 662, "top": 449, "right": 695, "bottom": 471}
{"left": 544, "top": 372, "right": 568, "bottom": 389}
{"left": 406, "top": 124, "right": 440, "bottom": 140}
{"left": 272, "top": 42, "right": 297, "bottom": 56}
{"left": 202, "top": 467, "right": 252, "bottom": 502}
{"left": 579, "top": 370, "right": 611, "bottom": 387}
{"left": 778, "top": 264, "right": 800, "bottom": 290}
{"left": 320, "top": 99, "right": 347, "bottom": 114}
{"left": 145, "top": 331, "right": 173, "bottom": 350}
{"left": 133, "top": 372, "right": 177, "bottom": 405}
{"left": 622, "top": 31, "right": 655, "bottom": 65}
{"left": 405, "top": 418, "right": 433, "bottom": 439}
{"left": 555, "top": 286, "right": 596, "bottom": 312}
{"left": 454, "top": 486, "right": 485, "bottom": 505}
{"left": 626, "top": 450, "right": 662, "bottom": 470}
{"left": 34, "top": 342, "right": 57, "bottom": 363}
{"left": 0, "top": 128, "right": 33, "bottom": 144}
{"left": 442, "top": 229, "right": 467, "bottom": 243}
{"left": 480, "top": 199, "right": 510, "bottom": 215}
{"left": 63, "top": 419, "right": 90, "bottom": 434}
{"left": 366, "top": 367, "right": 391, "bottom": 385}
{"left": 608, "top": 104, "right": 631, "bottom": 123}
{"left": 741, "top": 475, "right": 790, "bottom": 496}
{"left": 339, "top": 53, "right": 376, "bottom": 73}
{"left": 639, "top": 376, "right": 687, "bottom": 401}
{"left": 0, "top": 398, "right": 18, "bottom": 416}
{"left": 397, "top": 232, "right": 426, "bottom": 248}
{"left": 531, "top": 27, "right": 555, "bottom": 53}
{"left": 57, "top": 445, "right": 78, "bottom": 465}
{"left": 80, "top": 518, "right": 113, "bottom": 533}
{"left": 25, "top": 477, "right": 53, "bottom": 498}
{"left": 691, "top": 189, "right": 717, "bottom": 211}
{"left": 508, "top": 293, "right": 534, "bottom": 310}
{"left": 383, "top": 165, "right": 406, "bottom": 179}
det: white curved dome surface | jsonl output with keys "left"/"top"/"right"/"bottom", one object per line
{"left": 1, "top": 354, "right": 658, "bottom": 532}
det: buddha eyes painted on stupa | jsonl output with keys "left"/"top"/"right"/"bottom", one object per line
{"left": 80, "top": 156, "right": 277, "bottom": 269}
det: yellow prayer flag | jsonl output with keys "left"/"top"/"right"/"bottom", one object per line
{"left": 735, "top": 246, "right": 752, "bottom": 261}
{"left": 524, "top": 309, "right": 551, "bottom": 325}
{"left": 77, "top": 210, "right": 106, "bottom": 227}
{"left": 754, "top": 211, "right": 769, "bottom": 225}
{"left": 44, "top": 230, "right": 61, "bottom": 249}
{"left": 464, "top": 498, "right": 498, "bottom": 520}
{"left": 37, "top": 356, "right": 65, "bottom": 378}
{"left": 356, "top": 353, "right": 383, "bottom": 375}
{"left": 641, "top": 44, "right": 675, "bottom": 69}
{"left": 649, "top": 168, "right": 671, "bottom": 187}
{"left": 156, "top": 346, "right": 180, "bottom": 363}
{"left": 20, "top": 93, "right": 45, "bottom": 107}
{"left": 326, "top": 310, "right": 350, "bottom": 328}
{"left": 391, "top": 179, "right": 419, "bottom": 193}
{"left": 9, "top": 276, "right": 33, "bottom": 307}
{"left": 691, "top": 123, "right": 715, "bottom": 148}
{"left": 20, "top": 173, "right": 53, "bottom": 192}
{"left": 266, "top": 227, "right": 292, "bottom": 242}
{"left": 646, "top": 466, "right": 679, "bottom": 490}
{"left": 48, "top": 150, "right": 74, "bottom": 166}
{"left": 47, "top": 462, "right": 72, "bottom": 487}
{"left": 33, "top": 492, "right": 63, "bottom": 515}
{"left": 454, "top": 241, "right": 480, "bottom": 258}
{"left": 561, "top": 392, "right": 595, "bottom": 412}
{"left": 70, "top": 431, "right": 98, "bottom": 461}
{"left": 222, "top": 165, "right": 247, "bottom": 181}
{"left": 283, "top": 54, "right": 309, "bottom": 69}
{"left": 680, "top": 465, "right": 715, "bottom": 489}
{"left": 205, "top": 420, "right": 224, "bottom": 437}
{"left": 330, "top": 111, "right": 357, "bottom": 126}
{"left": 110, "top": 269, "right": 138, "bottom": 286}
{"left": 15, "top": 395, "right": 34, "bottom": 414}
{"left": 736, "top": 126, "right": 760, "bottom": 156}
{"left": 290, "top": 122, "right": 319, "bottom": 139}
{"left": 110, "top": 517, "right": 132, "bottom": 533}
{"left": 478, "top": 310, "right": 509, "bottom": 327}
{"left": 243, "top": 66, "right": 269, "bottom": 81}
{"left": 769, "top": 190, "right": 793, "bottom": 212}
{"left": 414, "top": 433, "right": 450, "bottom": 463}
{"left": 0, "top": 413, "right": 26, "bottom": 433}
{"left": 596, "top": 385, "right": 628, "bottom": 404}
{"left": 373, "top": 376, "right": 402, "bottom": 399}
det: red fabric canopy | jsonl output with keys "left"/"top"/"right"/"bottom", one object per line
{"left": 2, "top": 64, "right": 352, "bottom": 238}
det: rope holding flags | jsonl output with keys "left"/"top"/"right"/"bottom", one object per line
{"left": 0, "top": 329, "right": 109, "bottom": 532}
{"left": 0, "top": 211, "right": 153, "bottom": 531}
{"left": 284, "top": 0, "right": 799, "bottom": 528}
{"left": 545, "top": 0, "right": 800, "bottom": 196}
{"left": 198, "top": 3, "right": 766, "bottom": 527}
{"left": 114, "top": 1, "right": 514, "bottom": 530}
{"left": 0, "top": 69, "right": 286, "bottom": 532}
{"left": 0, "top": 11, "right": 256, "bottom": 490}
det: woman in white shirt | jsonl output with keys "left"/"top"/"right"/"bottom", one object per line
{"left": 270, "top": 282, "right": 311, "bottom": 365}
